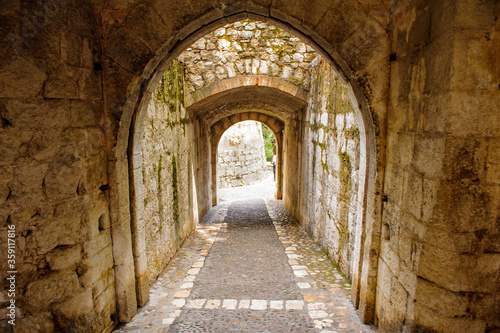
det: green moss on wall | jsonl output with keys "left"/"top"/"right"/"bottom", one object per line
{"left": 157, "top": 156, "right": 164, "bottom": 233}
{"left": 338, "top": 150, "right": 352, "bottom": 202}
{"left": 154, "top": 59, "right": 185, "bottom": 112}
{"left": 171, "top": 155, "right": 180, "bottom": 249}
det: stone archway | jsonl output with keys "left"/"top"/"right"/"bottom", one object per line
{"left": 114, "top": 7, "right": 385, "bottom": 324}
{"left": 211, "top": 112, "right": 284, "bottom": 205}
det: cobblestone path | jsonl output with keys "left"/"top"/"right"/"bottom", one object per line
{"left": 115, "top": 196, "right": 375, "bottom": 333}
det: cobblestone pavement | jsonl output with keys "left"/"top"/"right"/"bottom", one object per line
{"left": 115, "top": 183, "right": 375, "bottom": 333}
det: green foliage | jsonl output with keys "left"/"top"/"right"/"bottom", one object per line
{"left": 261, "top": 124, "right": 276, "bottom": 162}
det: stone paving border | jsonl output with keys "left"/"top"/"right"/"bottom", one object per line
{"left": 265, "top": 198, "right": 375, "bottom": 332}
{"left": 114, "top": 204, "right": 230, "bottom": 333}
{"left": 160, "top": 218, "right": 231, "bottom": 327}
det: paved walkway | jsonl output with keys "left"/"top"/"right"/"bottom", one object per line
{"left": 218, "top": 171, "right": 276, "bottom": 203}
{"left": 115, "top": 180, "right": 375, "bottom": 332}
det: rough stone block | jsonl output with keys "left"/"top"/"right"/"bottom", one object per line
{"left": 84, "top": 229, "right": 112, "bottom": 259}
{"left": 44, "top": 65, "right": 80, "bottom": 99}
{"left": 486, "top": 138, "right": 500, "bottom": 184}
{"left": 415, "top": 277, "right": 469, "bottom": 318}
{"left": 46, "top": 245, "right": 82, "bottom": 270}
{"left": 446, "top": 92, "right": 500, "bottom": 137}
{"left": 14, "top": 312, "right": 55, "bottom": 333}
{"left": 4, "top": 98, "right": 71, "bottom": 129}
{"left": 413, "top": 301, "right": 486, "bottom": 333}
{"left": 418, "top": 243, "right": 500, "bottom": 293}
{"left": 25, "top": 269, "right": 84, "bottom": 309}
{"left": 412, "top": 136, "right": 445, "bottom": 178}
{"left": 33, "top": 213, "right": 86, "bottom": 254}
{"left": 79, "top": 243, "right": 114, "bottom": 288}
{"left": 53, "top": 289, "right": 94, "bottom": 330}
{"left": 0, "top": 58, "right": 47, "bottom": 98}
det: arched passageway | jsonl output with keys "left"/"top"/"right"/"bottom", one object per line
{"left": 126, "top": 18, "right": 373, "bottom": 331}
{"left": 212, "top": 117, "right": 283, "bottom": 204}
{"left": 2, "top": 1, "right": 498, "bottom": 332}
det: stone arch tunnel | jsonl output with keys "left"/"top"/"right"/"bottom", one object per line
{"left": 0, "top": 1, "right": 499, "bottom": 332}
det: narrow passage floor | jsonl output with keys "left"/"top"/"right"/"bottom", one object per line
{"left": 115, "top": 198, "right": 375, "bottom": 332}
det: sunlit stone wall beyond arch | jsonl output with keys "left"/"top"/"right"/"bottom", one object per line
{"left": 217, "top": 121, "right": 268, "bottom": 189}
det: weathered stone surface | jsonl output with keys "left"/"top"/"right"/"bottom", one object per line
{"left": 217, "top": 121, "right": 268, "bottom": 188}
{"left": 0, "top": 58, "right": 47, "bottom": 98}
{"left": 46, "top": 244, "right": 82, "bottom": 270}
{"left": 178, "top": 20, "right": 318, "bottom": 94}
{"left": 24, "top": 269, "right": 84, "bottom": 309}
{"left": 139, "top": 60, "right": 198, "bottom": 294}
{"left": 296, "top": 58, "right": 361, "bottom": 280}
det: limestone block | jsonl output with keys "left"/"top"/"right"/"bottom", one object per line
{"left": 44, "top": 160, "right": 84, "bottom": 199}
{"left": 4, "top": 98, "right": 71, "bottom": 129}
{"left": 386, "top": 133, "right": 414, "bottom": 169}
{"left": 90, "top": 267, "right": 115, "bottom": 302}
{"left": 78, "top": 67, "right": 102, "bottom": 100}
{"left": 79, "top": 243, "right": 114, "bottom": 288}
{"left": 0, "top": 58, "right": 47, "bottom": 98}
{"left": 44, "top": 65, "right": 80, "bottom": 99}
{"left": 0, "top": 129, "right": 33, "bottom": 166}
{"left": 270, "top": 63, "right": 280, "bottom": 76}
{"left": 46, "top": 245, "right": 82, "bottom": 270}
{"left": 53, "top": 289, "right": 93, "bottom": 327}
{"left": 402, "top": 170, "right": 423, "bottom": 220}
{"left": 296, "top": 43, "right": 306, "bottom": 53}
{"left": 232, "top": 41, "right": 243, "bottom": 52}
{"left": 446, "top": 92, "right": 500, "bottom": 137}
{"left": 93, "top": 285, "right": 117, "bottom": 330}
{"left": 450, "top": 33, "right": 499, "bottom": 92}
{"left": 32, "top": 213, "right": 86, "bottom": 254}
{"left": 215, "top": 65, "right": 227, "bottom": 80}
{"left": 84, "top": 229, "right": 113, "bottom": 259}
{"left": 282, "top": 66, "right": 293, "bottom": 78}
{"left": 414, "top": 277, "right": 469, "bottom": 318}
{"left": 69, "top": 100, "right": 102, "bottom": 127}
{"left": 192, "top": 37, "right": 207, "bottom": 49}
{"left": 455, "top": 0, "right": 498, "bottom": 30}
{"left": 245, "top": 22, "right": 256, "bottom": 30}
{"left": 14, "top": 312, "right": 55, "bottom": 333}
{"left": 25, "top": 269, "right": 84, "bottom": 309}
{"left": 413, "top": 301, "right": 486, "bottom": 333}
{"left": 486, "top": 138, "right": 500, "bottom": 184}
{"left": 240, "top": 30, "right": 253, "bottom": 39}
{"left": 259, "top": 60, "right": 269, "bottom": 74}
{"left": 217, "top": 38, "right": 231, "bottom": 51}
{"left": 104, "top": 26, "right": 155, "bottom": 75}
{"left": 418, "top": 243, "right": 500, "bottom": 293}
{"left": 243, "top": 59, "right": 252, "bottom": 73}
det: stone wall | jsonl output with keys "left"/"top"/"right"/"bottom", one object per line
{"left": 217, "top": 121, "right": 267, "bottom": 188}
{"left": 376, "top": 1, "right": 500, "bottom": 332}
{"left": 141, "top": 61, "right": 197, "bottom": 290}
{"left": 298, "top": 58, "right": 361, "bottom": 280}
{"left": 0, "top": 2, "right": 116, "bottom": 332}
{"left": 178, "top": 20, "right": 318, "bottom": 94}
